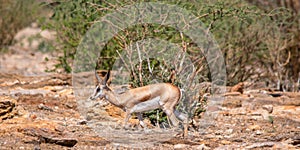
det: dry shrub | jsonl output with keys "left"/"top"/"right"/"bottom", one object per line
{"left": 0, "top": 0, "right": 42, "bottom": 50}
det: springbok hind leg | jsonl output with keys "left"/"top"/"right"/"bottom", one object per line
{"left": 174, "top": 110, "right": 189, "bottom": 138}
{"left": 174, "top": 110, "right": 188, "bottom": 122}
{"left": 164, "top": 109, "right": 179, "bottom": 128}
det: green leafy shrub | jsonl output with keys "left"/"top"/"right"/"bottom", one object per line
{"left": 46, "top": 0, "right": 297, "bottom": 85}
{"left": 47, "top": 0, "right": 299, "bottom": 125}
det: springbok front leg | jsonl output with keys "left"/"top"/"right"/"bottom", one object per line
{"left": 123, "top": 111, "right": 146, "bottom": 129}
{"left": 123, "top": 111, "right": 132, "bottom": 129}
{"left": 137, "top": 113, "right": 146, "bottom": 128}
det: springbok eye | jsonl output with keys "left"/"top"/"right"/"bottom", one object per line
{"left": 96, "top": 87, "right": 100, "bottom": 92}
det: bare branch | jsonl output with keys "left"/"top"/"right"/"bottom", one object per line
{"left": 136, "top": 42, "right": 144, "bottom": 86}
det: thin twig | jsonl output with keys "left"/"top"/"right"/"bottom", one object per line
{"left": 156, "top": 110, "right": 160, "bottom": 128}
{"left": 116, "top": 50, "right": 130, "bottom": 72}
{"left": 178, "top": 32, "right": 187, "bottom": 73}
{"left": 136, "top": 42, "right": 144, "bottom": 86}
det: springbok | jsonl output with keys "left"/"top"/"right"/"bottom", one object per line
{"left": 89, "top": 70, "right": 188, "bottom": 129}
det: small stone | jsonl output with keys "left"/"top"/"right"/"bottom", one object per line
{"left": 15, "top": 105, "right": 27, "bottom": 116}
{"left": 248, "top": 94, "right": 255, "bottom": 99}
{"left": 215, "top": 130, "right": 223, "bottom": 135}
{"left": 268, "top": 92, "right": 282, "bottom": 97}
{"left": 251, "top": 109, "right": 270, "bottom": 120}
{"left": 248, "top": 125, "right": 261, "bottom": 131}
{"left": 38, "top": 104, "right": 53, "bottom": 111}
{"left": 44, "top": 137, "right": 77, "bottom": 147}
{"left": 255, "top": 130, "right": 263, "bottom": 135}
{"left": 174, "top": 144, "right": 190, "bottom": 149}
{"left": 55, "top": 126, "right": 65, "bottom": 133}
{"left": 245, "top": 142, "right": 275, "bottom": 149}
{"left": 228, "top": 107, "right": 247, "bottom": 115}
{"left": 224, "top": 92, "right": 241, "bottom": 96}
{"left": 77, "top": 120, "right": 87, "bottom": 125}
{"left": 225, "top": 129, "right": 233, "bottom": 135}
{"left": 206, "top": 106, "right": 220, "bottom": 111}
{"left": 262, "top": 105, "right": 273, "bottom": 113}
{"left": 30, "top": 114, "right": 37, "bottom": 120}
{"left": 220, "top": 140, "right": 231, "bottom": 145}
{"left": 66, "top": 103, "right": 74, "bottom": 109}
{"left": 222, "top": 99, "right": 242, "bottom": 108}
{"left": 230, "top": 82, "right": 244, "bottom": 93}
{"left": 272, "top": 142, "right": 295, "bottom": 149}
{"left": 192, "top": 144, "right": 210, "bottom": 150}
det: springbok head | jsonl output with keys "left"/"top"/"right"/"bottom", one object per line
{"left": 89, "top": 70, "right": 110, "bottom": 100}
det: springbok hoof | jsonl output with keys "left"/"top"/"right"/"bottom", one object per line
{"left": 123, "top": 124, "right": 131, "bottom": 130}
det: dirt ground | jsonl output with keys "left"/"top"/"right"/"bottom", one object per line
{"left": 0, "top": 27, "right": 299, "bottom": 149}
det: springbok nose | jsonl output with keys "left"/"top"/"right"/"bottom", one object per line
{"left": 89, "top": 96, "right": 95, "bottom": 100}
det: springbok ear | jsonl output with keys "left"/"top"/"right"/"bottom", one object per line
{"left": 95, "top": 70, "right": 101, "bottom": 83}
{"left": 103, "top": 70, "right": 110, "bottom": 85}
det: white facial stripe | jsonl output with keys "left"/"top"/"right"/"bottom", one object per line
{"left": 90, "top": 86, "right": 103, "bottom": 99}
{"left": 95, "top": 89, "right": 102, "bottom": 98}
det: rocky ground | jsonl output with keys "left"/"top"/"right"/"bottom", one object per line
{"left": 0, "top": 72, "right": 299, "bottom": 150}
{"left": 0, "top": 26, "right": 299, "bottom": 149}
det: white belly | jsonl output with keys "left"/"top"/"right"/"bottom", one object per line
{"left": 130, "top": 96, "right": 160, "bottom": 113}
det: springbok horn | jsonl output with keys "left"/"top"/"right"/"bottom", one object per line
{"left": 103, "top": 70, "right": 110, "bottom": 85}
{"left": 95, "top": 70, "right": 101, "bottom": 83}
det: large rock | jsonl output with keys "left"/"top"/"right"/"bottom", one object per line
{"left": 230, "top": 82, "right": 244, "bottom": 94}
{"left": 0, "top": 96, "right": 17, "bottom": 120}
